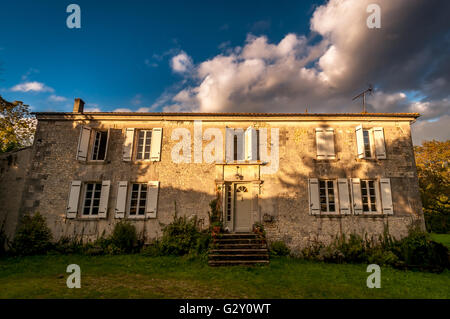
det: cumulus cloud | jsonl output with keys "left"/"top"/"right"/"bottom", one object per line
{"left": 48, "top": 94, "right": 67, "bottom": 102}
{"left": 154, "top": 0, "right": 449, "bottom": 143}
{"left": 11, "top": 81, "right": 54, "bottom": 93}
{"left": 170, "top": 51, "right": 193, "bottom": 73}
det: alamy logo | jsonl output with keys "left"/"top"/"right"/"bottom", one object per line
{"left": 366, "top": 4, "right": 381, "bottom": 29}
{"left": 366, "top": 264, "right": 381, "bottom": 288}
{"left": 66, "top": 4, "right": 81, "bottom": 29}
{"left": 170, "top": 121, "right": 279, "bottom": 174}
{"left": 66, "top": 264, "right": 81, "bottom": 288}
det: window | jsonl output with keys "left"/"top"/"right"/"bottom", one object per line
{"left": 319, "top": 180, "right": 336, "bottom": 213}
{"left": 225, "top": 184, "right": 232, "bottom": 222}
{"left": 82, "top": 183, "right": 102, "bottom": 216}
{"left": 91, "top": 131, "right": 108, "bottom": 160}
{"left": 363, "top": 130, "right": 372, "bottom": 158}
{"left": 129, "top": 183, "right": 147, "bottom": 216}
{"left": 136, "top": 130, "right": 152, "bottom": 160}
{"left": 361, "top": 180, "right": 377, "bottom": 213}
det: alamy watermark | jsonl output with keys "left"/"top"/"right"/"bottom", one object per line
{"left": 66, "top": 264, "right": 81, "bottom": 288}
{"left": 367, "top": 4, "right": 381, "bottom": 29}
{"left": 66, "top": 4, "right": 81, "bottom": 29}
{"left": 366, "top": 264, "right": 381, "bottom": 288}
{"left": 170, "top": 121, "right": 279, "bottom": 174}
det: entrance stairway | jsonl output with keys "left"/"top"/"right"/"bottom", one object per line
{"left": 208, "top": 233, "right": 270, "bottom": 266}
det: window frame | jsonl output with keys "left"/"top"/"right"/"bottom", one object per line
{"left": 318, "top": 179, "right": 338, "bottom": 214}
{"left": 81, "top": 182, "right": 103, "bottom": 218}
{"left": 135, "top": 129, "right": 153, "bottom": 161}
{"left": 90, "top": 130, "right": 109, "bottom": 161}
{"left": 360, "top": 179, "right": 379, "bottom": 214}
{"left": 127, "top": 182, "right": 148, "bottom": 219}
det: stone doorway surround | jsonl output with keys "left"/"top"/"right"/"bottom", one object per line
{"left": 215, "top": 163, "right": 262, "bottom": 233}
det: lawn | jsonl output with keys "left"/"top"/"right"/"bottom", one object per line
{"left": 430, "top": 233, "right": 450, "bottom": 248}
{"left": 0, "top": 255, "right": 449, "bottom": 299}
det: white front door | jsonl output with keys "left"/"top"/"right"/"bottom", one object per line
{"left": 234, "top": 184, "right": 252, "bottom": 232}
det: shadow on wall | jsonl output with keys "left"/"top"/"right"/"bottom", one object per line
{"left": 11, "top": 118, "right": 425, "bottom": 250}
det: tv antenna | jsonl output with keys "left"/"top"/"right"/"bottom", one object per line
{"left": 352, "top": 84, "right": 373, "bottom": 113}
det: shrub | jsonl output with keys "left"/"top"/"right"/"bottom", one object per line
{"left": 0, "top": 220, "right": 8, "bottom": 257}
{"left": 143, "top": 215, "right": 210, "bottom": 257}
{"left": 52, "top": 237, "right": 84, "bottom": 254}
{"left": 109, "top": 221, "right": 138, "bottom": 254}
{"left": 269, "top": 241, "right": 290, "bottom": 256}
{"left": 394, "top": 231, "right": 449, "bottom": 272}
{"left": 11, "top": 213, "right": 52, "bottom": 256}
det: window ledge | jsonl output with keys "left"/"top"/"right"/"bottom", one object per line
{"left": 313, "top": 158, "right": 339, "bottom": 163}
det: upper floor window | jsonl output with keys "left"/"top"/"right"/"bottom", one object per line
{"left": 136, "top": 130, "right": 152, "bottom": 160}
{"left": 363, "top": 129, "right": 372, "bottom": 158}
{"left": 315, "top": 128, "right": 335, "bottom": 160}
{"left": 356, "top": 125, "right": 386, "bottom": 159}
{"left": 91, "top": 130, "right": 108, "bottom": 161}
{"left": 226, "top": 127, "right": 261, "bottom": 163}
{"left": 122, "top": 128, "right": 163, "bottom": 162}
{"left": 76, "top": 126, "right": 110, "bottom": 162}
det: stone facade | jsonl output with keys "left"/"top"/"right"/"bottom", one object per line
{"left": 2, "top": 109, "right": 424, "bottom": 251}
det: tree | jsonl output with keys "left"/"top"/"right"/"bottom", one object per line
{"left": 414, "top": 140, "right": 450, "bottom": 233}
{"left": 0, "top": 95, "right": 36, "bottom": 152}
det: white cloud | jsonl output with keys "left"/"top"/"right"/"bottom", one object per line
{"left": 113, "top": 108, "right": 132, "bottom": 112}
{"left": 48, "top": 94, "right": 68, "bottom": 102}
{"left": 85, "top": 107, "right": 101, "bottom": 112}
{"left": 411, "top": 115, "right": 450, "bottom": 145}
{"left": 11, "top": 81, "right": 54, "bottom": 93}
{"left": 170, "top": 51, "right": 193, "bottom": 73}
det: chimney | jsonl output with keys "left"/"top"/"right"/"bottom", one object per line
{"left": 73, "top": 98, "right": 85, "bottom": 113}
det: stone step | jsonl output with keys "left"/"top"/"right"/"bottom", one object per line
{"left": 214, "top": 238, "right": 266, "bottom": 244}
{"left": 209, "top": 254, "right": 269, "bottom": 260}
{"left": 208, "top": 260, "right": 270, "bottom": 267}
{"left": 216, "top": 233, "right": 263, "bottom": 240}
{"left": 209, "top": 248, "right": 268, "bottom": 254}
{"left": 215, "top": 243, "right": 268, "bottom": 249}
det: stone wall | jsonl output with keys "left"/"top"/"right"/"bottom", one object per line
{"left": 0, "top": 147, "right": 32, "bottom": 240}
{"left": 15, "top": 114, "right": 424, "bottom": 250}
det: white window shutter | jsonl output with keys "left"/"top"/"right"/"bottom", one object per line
{"left": 123, "top": 128, "right": 135, "bottom": 162}
{"left": 355, "top": 125, "right": 365, "bottom": 159}
{"left": 380, "top": 178, "right": 393, "bottom": 215}
{"left": 76, "top": 126, "right": 91, "bottom": 161}
{"left": 103, "top": 129, "right": 111, "bottom": 161}
{"left": 351, "top": 178, "right": 363, "bottom": 214}
{"left": 146, "top": 181, "right": 160, "bottom": 218}
{"left": 150, "top": 128, "right": 163, "bottom": 161}
{"left": 245, "top": 127, "right": 258, "bottom": 161}
{"left": 316, "top": 128, "right": 335, "bottom": 159}
{"left": 373, "top": 127, "right": 386, "bottom": 159}
{"left": 98, "top": 180, "right": 111, "bottom": 218}
{"left": 115, "top": 181, "right": 128, "bottom": 218}
{"left": 338, "top": 178, "right": 351, "bottom": 215}
{"left": 67, "top": 181, "right": 81, "bottom": 218}
{"left": 308, "top": 178, "right": 320, "bottom": 215}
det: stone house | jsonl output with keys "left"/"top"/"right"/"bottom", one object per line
{"left": 0, "top": 98, "right": 425, "bottom": 250}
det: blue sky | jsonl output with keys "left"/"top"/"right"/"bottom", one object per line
{"left": 0, "top": 0, "right": 449, "bottom": 144}
{"left": 0, "top": 0, "right": 320, "bottom": 112}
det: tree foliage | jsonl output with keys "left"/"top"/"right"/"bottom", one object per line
{"left": 414, "top": 140, "right": 450, "bottom": 233}
{"left": 0, "top": 95, "right": 36, "bottom": 152}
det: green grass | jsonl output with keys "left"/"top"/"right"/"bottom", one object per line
{"left": 0, "top": 255, "right": 449, "bottom": 298}
{"left": 430, "top": 233, "right": 450, "bottom": 248}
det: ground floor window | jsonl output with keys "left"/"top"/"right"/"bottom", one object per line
{"left": 361, "top": 180, "right": 377, "bottom": 212}
{"left": 129, "top": 183, "right": 147, "bottom": 216}
{"left": 319, "top": 180, "right": 336, "bottom": 213}
{"left": 82, "top": 182, "right": 102, "bottom": 216}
